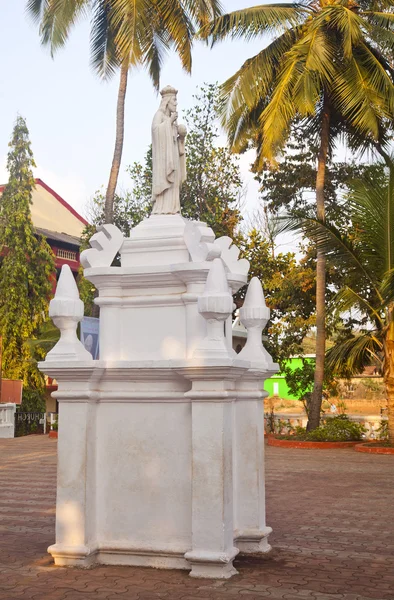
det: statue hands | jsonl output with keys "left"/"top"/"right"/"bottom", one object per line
{"left": 171, "top": 111, "right": 178, "bottom": 124}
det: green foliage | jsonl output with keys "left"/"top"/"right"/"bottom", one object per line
{"left": 305, "top": 416, "right": 366, "bottom": 442}
{"left": 202, "top": 0, "right": 394, "bottom": 163}
{"left": 283, "top": 359, "right": 315, "bottom": 414}
{"left": 180, "top": 84, "right": 243, "bottom": 240}
{"left": 377, "top": 419, "right": 388, "bottom": 440}
{"left": 0, "top": 116, "right": 55, "bottom": 390}
{"left": 240, "top": 228, "right": 316, "bottom": 363}
{"left": 28, "top": 0, "right": 223, "bottom": 83}
{"left": 203, "top": 0, "right": 394, "bottom": 431}
{"left": 284, "top": 161, "right": 394, "bottom": 375}
{"left": 279, "top": 415, "right": 366, "bottom": 442}
{"left": 21, "top": 387, "right": 45, "bottom": 412}
{"left": 257, "top": 126, "right": 386, "bottom": 223}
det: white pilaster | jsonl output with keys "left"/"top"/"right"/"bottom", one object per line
{"left": 234, "top": 375, "right": 271, "bottom": 553}
{"left": 184, "top": 380, "right": 238, "bottom": 578}
{"left": 47, "top": 369, "right": 99, "bottom": 566}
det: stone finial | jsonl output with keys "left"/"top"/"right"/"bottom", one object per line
{"left": 184, "top": 221, "right": 221, "bottom": 263}
{"left": 194, "top": 258, "right": 233, "bottom": 358}
{"left": 213, "top": 237, "right": 249, "bottom": 277}
{"left": 46, "top": 265, "right": 92, "bottom": 362}
{"left": 238, "top": 277, "right": 276, "bottom": 369}
{"left": 80, "top": 224, "right": 124, "bottom": 269}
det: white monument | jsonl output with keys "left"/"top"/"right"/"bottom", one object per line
{"left": 39, "top": 86, "right": 278, "bottom": 579}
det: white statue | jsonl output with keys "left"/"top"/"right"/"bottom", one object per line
{"left": 152, "top": 85, "right": 187, "bottom": 214}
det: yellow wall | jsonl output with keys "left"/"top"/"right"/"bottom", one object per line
{"left": 30, "top": 182, "right": 85, "bottom": 237}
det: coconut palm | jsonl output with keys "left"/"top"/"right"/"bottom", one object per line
{"left": 285, "top": 158, "right": 394, "bottom": 442}
{"left": 27, "top": 0, "right": 223, "bottom": 223}
{"left": 200, "top": 0, "right": 394, "bottom": 429}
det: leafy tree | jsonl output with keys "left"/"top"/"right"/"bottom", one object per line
{"left": 240, "top": 228, "right": 316, "bottom": 363}
{"left": 28, "top": 0, "right": 222, "bottom": 223}
{"left": 288, "top": 159, "right": 394, "bottom": 443}
{"left": 180, "top": 84, "right": 243, "bottom": 241}
{"left": 257, "top": 125, "right": 386, "bottom": 225}
{"left": 200, "top": 0, "right": 394, "bottom": 429}
{"left": 0, "top": 117, "right": 55, "bottom": 407}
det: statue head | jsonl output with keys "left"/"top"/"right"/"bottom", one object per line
{"left": 160, "top": 85, "right": 178, "bottom": 113}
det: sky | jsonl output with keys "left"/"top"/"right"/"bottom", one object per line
{"left": 0, "top": 2, "right": 268, "bottom": 221}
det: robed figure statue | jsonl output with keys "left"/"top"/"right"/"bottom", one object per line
{"left": 151, "top": 86, "right": 187, "bottom": 214}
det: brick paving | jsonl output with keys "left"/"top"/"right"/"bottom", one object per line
{"left": 0, "top": 436, "right": 393, "bottom": 600}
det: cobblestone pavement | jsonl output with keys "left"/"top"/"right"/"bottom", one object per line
{"left": 0, "top": 436, "right": 393, "bottom": 600}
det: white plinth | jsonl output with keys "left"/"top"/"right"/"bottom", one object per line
{"left": 40, "top": 214, "right": 277, "bottom": 578}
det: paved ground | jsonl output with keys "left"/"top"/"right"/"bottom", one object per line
{"left": 0, "top": 437, "right": 393, "bottom": 600}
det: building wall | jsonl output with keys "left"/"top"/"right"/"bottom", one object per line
{"left": 264, "top": 357, "right": 315, "bottom": 400}
{"left": 30, "top": 181, "right": 86, "bottom": 237}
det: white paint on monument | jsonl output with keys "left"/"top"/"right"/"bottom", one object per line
{"left": 39, "top": 86, "right": 278, "bottom": 579}
{"left": 46, "top": 264, "right": 92, "bottom": 362}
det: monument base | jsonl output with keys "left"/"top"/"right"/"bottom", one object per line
{"left": 47, "top": 544, "right": 98, "bottom": 568}
{"left": 235, "top": 527, "right": 273, "bottom": 554}
{"left": 185, "top": 547, "right": 239, "bottom": 579}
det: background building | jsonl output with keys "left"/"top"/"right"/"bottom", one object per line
{"left": 0, "top": 178, "right": 87, "bottom": 285}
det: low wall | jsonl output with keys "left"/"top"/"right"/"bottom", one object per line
{"left": 264, "top": 412, "right": 387, "bottom": 440}
{"left": 0, "top": 403, "right": 16, "bottom": 438}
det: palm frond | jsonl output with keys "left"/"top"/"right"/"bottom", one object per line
{"left": 142, "top": 29, "right": 171, "bottom": 89}
{"left": 109, "top": 0, "right": 150, "bottom": 67}
{"left": 320, "top": 5, "right": 364, "bottom": 59}
{"left": 90, "top": 0, "right": 119, "bottom": 78}
{"left": 346, "top": 164, "right": 394, "bottom": 276}
{"left": 30, "top": 0, "right": 89, "bottom": 54}
{"left": 219, "top": 27, "right": 302, "bottom": 151}
{"left": 259, "top": 25, "right": 336, "bottom": 160}
{"left": 363, "top": 11, "right": 394, "bottom": 30}
{"left": 279, "top": 212, "right": 382, "bottom": 299}
{"left": 26, "top": 0, "right": 48, "bottom": 22}
{"left": 331, "top": 51, "right": 391, "bottom": 141}
{"left": 154, "top": 0, "right": 194, "bottom": 73}
{"left": 326, "top": 331, "right": 383, "bottom": 375}
{"left": 381, "top": 268, "right": 394, "bottom": 306}
{"left": 199, "top": 4, "right": 309, "bottom": 43}
{"left": 181, "top": 0, "right": 223, "bottom": 26}
{"left": 334, "top": 286, "right": 384, "bottom": 324}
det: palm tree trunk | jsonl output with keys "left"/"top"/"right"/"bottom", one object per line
{"left": 104, "top": 63, "right": 128, "bottom": 224}
{"left": 307, "top": 99, "right": 330, "bottom": 432}
{"left": 384, "top": 309, "right": 394, "bottom": 444}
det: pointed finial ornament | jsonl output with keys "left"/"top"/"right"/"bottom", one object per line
{"left": 194, "top": 259, "right": 233, "bottom": 358}
{"left": 238, "top": 277, "right": 276, "bottom": 370}
{"left": 46, "top": 265, "right": 92, "bottom": 362}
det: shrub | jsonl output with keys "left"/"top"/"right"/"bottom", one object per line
{"left": 377, "top": 420, "right": 388, "bottom": 441}
{"left": 305, "top": 415, "right": 366, "bottom": 442}
{"left": 276, "top": 415, "right": 366, "bottom": 442}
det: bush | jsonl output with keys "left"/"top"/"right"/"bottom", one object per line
{"left": 277, "top": 415, "right": 366, "bottom": 442}
{"left": 305, "top": 416, "right": 366, "bottom": 442}
{"left": 377, "top": 420, "right": 388, "bottom": 441}
{"left": 21, "top": 388, "right": 45, "bottom": 412}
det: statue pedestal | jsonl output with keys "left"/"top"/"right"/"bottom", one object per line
{"left": 40, "top": 215, "right": 277, "bottom": 578}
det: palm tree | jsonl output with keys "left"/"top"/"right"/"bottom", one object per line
{"left": 286, "top": 158, "right": 394, "bottom": 443}
{"left": 27, "top": 0, "right": 223, "bottom": 223}
{"left": 200, "top": 0, "right": 394, "bottom": 429}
